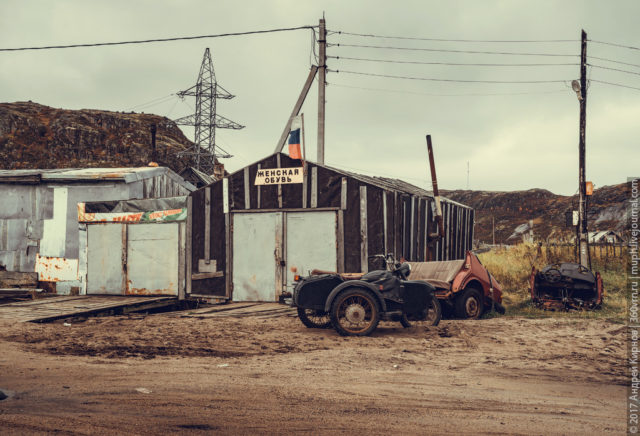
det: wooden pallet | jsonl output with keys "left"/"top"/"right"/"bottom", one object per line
{"left": 0, "top": 295, "right": 177, "bottom": 323}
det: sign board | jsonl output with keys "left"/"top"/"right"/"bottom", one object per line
{"left": 572, "top": 211, "right": 579, "bottom": 226}
{"left": 255, "top": 167, "right": 303, "bottom": 185}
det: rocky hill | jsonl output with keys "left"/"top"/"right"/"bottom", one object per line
{"left": 0, "top": 101, "right": 195, "bottom": 172}
{"left": 442, "top": 182, "right": 629, "bottom": 244}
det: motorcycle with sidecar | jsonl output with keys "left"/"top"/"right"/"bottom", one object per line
{"left": 291, "top": 254, "right": 442, "bottom": 336}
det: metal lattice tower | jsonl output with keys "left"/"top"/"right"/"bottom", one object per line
{"left": 174, "top": 48, "right": 243, "bottom": 173}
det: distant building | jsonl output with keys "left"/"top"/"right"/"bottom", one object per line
{"left": 588, "top": 230, "right": 625, "bottom": 244}
{"left": 0, "top": 167, "right": 195, "bottom": 294}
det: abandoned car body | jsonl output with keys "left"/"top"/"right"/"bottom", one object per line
{"left": 530, "top": 262, "right": 603, "bottom": 310}
{"left": 408, "top": 250, "right": 504, "bottom": 319}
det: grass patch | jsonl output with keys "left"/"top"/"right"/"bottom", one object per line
{"left": 478, "top": 243, "right": 627, "bottom": 323}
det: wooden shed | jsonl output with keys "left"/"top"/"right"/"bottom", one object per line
{"left": 186, "top": 153, "right": 474, "bottom": 302}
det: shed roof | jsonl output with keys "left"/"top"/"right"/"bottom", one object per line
{"left": 0, "top": 167, "right": 195, "bottom": 189}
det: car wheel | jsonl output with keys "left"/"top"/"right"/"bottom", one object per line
{"left": 297, "top": 308, "right": 332, "bottom": 329}
{"left": 401, "top": 294, "right": 442, "bottom": 327}
{"left": 455, "top": 287, "right": 483, "bottom": 319}
{"left": 330, "top": 288, "right": 380, "bottom": 336}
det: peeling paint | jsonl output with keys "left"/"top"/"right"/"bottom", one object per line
{"left": 35, "top": 254, "right": 78, "bottom": 282}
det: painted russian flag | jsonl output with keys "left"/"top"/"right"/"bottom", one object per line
{"left": 288, "top": 127, "right": 302, "bottom": 159}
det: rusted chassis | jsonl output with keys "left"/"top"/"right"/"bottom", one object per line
{"left": 529, "top": 265, "right": 603, "bottom": 311}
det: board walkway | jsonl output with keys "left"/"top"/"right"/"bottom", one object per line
{"left": 0, "top": 295, "right": 176, "bottom": 323}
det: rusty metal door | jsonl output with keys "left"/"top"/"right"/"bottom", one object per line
{"left": 232, "top": 212, "right": 281, "bottom": 301}
{"left": 285, "top": 211, "right": 337, "bottom": 291}
{"left": 86, "top": 223, "right": 125, "bottom": 295}
{"left": 126, "top": 223, "right": 179, "bottom": 296}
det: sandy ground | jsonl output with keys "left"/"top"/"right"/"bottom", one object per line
{"left": 0, "top": 306, "right": 627, "bottom": 435}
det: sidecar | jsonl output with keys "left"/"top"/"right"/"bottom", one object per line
{"left": 292, "top": 268, "right": 441, "bottom": 336}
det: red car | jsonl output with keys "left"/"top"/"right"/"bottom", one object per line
{"left": 409, "top": 251, "right": 504, "bottom": 319}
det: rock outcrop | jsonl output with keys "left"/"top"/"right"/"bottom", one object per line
{"left": 0, "top": 101, "right": 195, "bottom": 172}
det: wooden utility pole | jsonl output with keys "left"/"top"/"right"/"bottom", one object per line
{"left": 577, "top": 29, "right": 589, "bottom": 269}
{"left": 317, "top": 17, "right": 327, "bottom": 164}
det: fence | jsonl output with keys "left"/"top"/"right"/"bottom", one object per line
{"left": 540, "top": 242, "right": 626, "bottom": 272}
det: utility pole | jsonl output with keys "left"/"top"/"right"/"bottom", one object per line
{"left": 577, "top": 30, "right": 589, "bottom": 269}
{"left": 317, "top": 17, "right": 327, "bottom": 164}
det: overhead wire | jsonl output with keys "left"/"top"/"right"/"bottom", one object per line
{"left": 327, "top": 82, "right": 568, "bottom": 97}
{"left": 589, "top": 55, "right": 640, "bottom": 69}
{"left": 589, "top": 79, "right": 640, "bottom": 91}
{"left": 328, "top": 55, "right": 578, "bottom": 67}
{"left": 329, "top": 43, "right": 578, "bottom": 57}
{"left": 331, "top": 30, "right": 578, "bottom": 43}
{"left": 0, "top": 25, "right": 317, "bottom": 51}
{"left": 588, "top": 64, "right": 640, "bottom": 76}
{"left": 588, "top": 39, "right": 640, "bottom": 51}
{"left": 328, "top": 69, "right": 568, "bottom": 84}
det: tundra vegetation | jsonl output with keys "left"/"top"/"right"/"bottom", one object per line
{"left": 478, "top": 242, "right": 627, "bottom": 322}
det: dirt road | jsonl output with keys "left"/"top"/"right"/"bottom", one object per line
{"left": 0, "top": 307, "right": 627, "bottom": 435}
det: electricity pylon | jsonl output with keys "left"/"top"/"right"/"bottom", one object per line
{"left": 174, "top": 48, "right": 243, "bottom": 173}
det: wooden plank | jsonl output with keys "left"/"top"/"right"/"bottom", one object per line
{"left": 225, "top": 212, "right": 232, "bottom": 299}
{"left": 340, "top": 177, "right": 347, "bottom": 210}
{"left": 302, "top": 163, "right": 308, "bottom": 208}
{"left": 410, "top": 196, "right": 415, "bottom": 260}
{"left": 0, "top": 271, "right": 38, "bottom": 288}
{"left": 382, "top": 191, "right": 388, "bottom": 255}
{"left": 191, "top": 271, "right": 224, "bottom": 280}
{"left": 337, "top": 210, "right": 345, "bottom": 273}
{"left": 178, "top": 222, "right": 185, "bottom": 300}
{"left": 310, "top": 166, "right": 318, "bottom": 208}
{"left": 186, "top": 196, "right": 193, "bottom": 296}
{"left": 257, "top": 164, "right": 262, "bottom": 208}
{"left": 244, "top": 167, "right": 251, "bottom": 209}
{"left": 205, "top": 187, "right": 211, "bottom": 261}
{"left": 276, "top": 154, "right": 283, "bottom": 209}
{"left": 360, "top": 185, "right": 368, "bottom": 273}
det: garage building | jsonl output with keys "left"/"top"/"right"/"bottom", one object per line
{"left": 187, "top": 153, "right": 474, "bottom": 302}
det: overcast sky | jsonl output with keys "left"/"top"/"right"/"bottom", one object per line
{"left": 1, "top": 0, "right": 638, "bottom": 195}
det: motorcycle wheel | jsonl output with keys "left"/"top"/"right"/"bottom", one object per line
{"left": 330, "top": 288, "right": 380, "bottom": 336}
{"left": 297, "top": 308, "right": 332, "bottom": 329}
{"left": 401, "top": 294, "right": 442, "bottom": 328}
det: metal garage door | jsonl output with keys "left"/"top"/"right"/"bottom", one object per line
{"left": 285, "top": 211, "right": 337, "bottom": 291}
{"left": 87, "top": 224, "right": 124, "bottom": 295}
{"left": 232, "top": 211, "right": 337, "bottom": 302}
{"left": 126, "top": 223, "right": 179, "bottom": 296}
{"left": 232, "top": 212, "right": 281, "bottom": 301}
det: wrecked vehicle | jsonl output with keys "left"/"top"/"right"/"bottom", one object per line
{"left": 530, "top": 263, "right": 603, "bottom": 310}
{"left": 408, "top": 250, "right": 505, "bottom": 319}
{"left": 291, "top": 254, "right": 441, "bottom": 336}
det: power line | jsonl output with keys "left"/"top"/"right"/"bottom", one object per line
{"left": 589, "top": 79, "right": 640, "bottom": 91}
{"left": 332, "top": 30, "right": 578, "bottom": 43}
{"left": 328, "top": 82, "right": 568, "bottom": 97}
{"left": 328, "top": 69, "right": 568, "bottom": 84}
{"left": 128, "top": 93, "right": 176, "bottom": 111}
{"left": 589, "top": 55, "right": 640, "bottom": 69}
{"left": 0, "top": 26, "right": 316, "bottom": 52}
{"left": 328, "top": 55, "right": 578, "bottom": 67}
{"left": 588, "top": 63, "right": 640, "bottom": 77}
{"left": 589, "top": 39, "right": 640, "bottom": 51}
{"left": 330, "top": 43, "right": 578, "bottom": 57}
